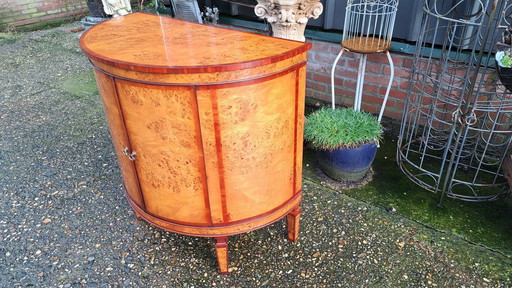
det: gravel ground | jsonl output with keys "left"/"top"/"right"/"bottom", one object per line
{"left": 1, "top": 23, "right": 511, "bottom": 287}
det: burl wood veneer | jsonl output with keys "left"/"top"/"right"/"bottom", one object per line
{"left": 80, "top": 12, "right": 311, "bottom": 274}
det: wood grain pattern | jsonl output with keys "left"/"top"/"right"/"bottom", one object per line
{"left": 115, "top": 80, "right": 212, "bottom": 226}
{"left": 80, "top": 12, "right": 311, "bottom": 74}
{"left": 81, "top": 12, "right": 311, "bottom": 273}
{"left": 197, "top": 71, "right": 298, "bottom": 223}
{"left": 92, "top": 69, "right": 146, "bottom": 210}
{"left": 89, "top": 53, "right": 308, "bottom": 85}
{"left": 215, "top": 237, "right": 229, "bottom": 274}
{"left": 125, "top": 192, "right": 302, "bottom": 236}
{"left": 286, "top": 206, "right": 301, "bottom": 242}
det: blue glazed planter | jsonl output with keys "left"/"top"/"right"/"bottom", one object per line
{"left": 317, "top": 142, "right": 378, "bottom": 182}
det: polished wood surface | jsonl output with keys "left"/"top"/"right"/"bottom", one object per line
{"left": 215, "top": 237, "right": 229, "bottom": 274}
{"left": 80, "top": 12, "right": 310, "bottom": 74}
{"left": 80, "top": 12, "right": 311, "bottom": 273}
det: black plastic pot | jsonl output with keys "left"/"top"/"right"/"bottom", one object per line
{"left": 497, "top": 62, "right": 512, "bottom": 93}
{"left": 87, "top": 0, "right": 107, "bottom": 17}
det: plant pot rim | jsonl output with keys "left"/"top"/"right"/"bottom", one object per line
{"left": 311, "top": 140, "right": 378, "bottom": 151}
{"left": 496, "top": 49, "right": 512, "bottom": 68}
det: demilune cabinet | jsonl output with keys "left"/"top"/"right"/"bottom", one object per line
{"left": 80, "top": 12, "right": 311, "bottom": 274}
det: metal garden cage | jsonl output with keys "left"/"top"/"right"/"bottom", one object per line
{"left": 397, "top": 0, "right": 512, "bottom": 204}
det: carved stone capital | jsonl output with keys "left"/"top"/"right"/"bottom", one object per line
{"left": 255, "top": 0, "right": 323, "bottom": 42}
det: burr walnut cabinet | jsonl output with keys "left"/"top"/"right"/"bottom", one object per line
{"left": 80, "top": 12, "right": 311, "bottom": 274}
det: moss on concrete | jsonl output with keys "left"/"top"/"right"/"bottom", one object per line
{"left": 10, "top": 15, "right": 85, "bottom": 32}
{"left": 303, "top": 117, "right": 512, "bottom": 257}
{"left": 0, "top": 33, "right": 19, "bottom": 45}
{"left": 59, "top": 70, "right": 99, "bottom": 99}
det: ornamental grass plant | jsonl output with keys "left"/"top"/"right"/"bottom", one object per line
{"left": 304, "top": 107, "right": 383, "bottom": 150}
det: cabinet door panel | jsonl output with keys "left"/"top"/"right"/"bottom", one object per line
{"left": 115, "top": 80, "right": 211, "bottom": 226}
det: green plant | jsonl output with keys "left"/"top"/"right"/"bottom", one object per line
{"left": 304, "top": 107, "right": 383, "bottom": 150}
{"left": 501, "top": 54, "right": 512, "bottom": 67}
{"left": 497, "top": 26, "right": 512, "bottom": 68}
{"left": 497, "top": 51, "right": 512, "bottom": 68}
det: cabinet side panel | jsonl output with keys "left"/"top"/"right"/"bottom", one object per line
{"left": 114, "top": 80, "right": 211, "bottom": 226}
{"left": 294, "top": 65, "right": 307, "bottom": 193}
{"left": 92, "top": 69, "right": 145, "bottom": 209}
{"left": 201, "top": 70, "right": 299, "bottom": 223}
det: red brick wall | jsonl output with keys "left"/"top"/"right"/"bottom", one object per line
{"left": 0, "top": 0, "right": 88, "bottom": 31}
{"left": 306, "top": 39, "right": 413, "bottom": 121}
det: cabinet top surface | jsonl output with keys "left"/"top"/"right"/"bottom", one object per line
{"left": 80, "top": 13, "right": 311, "bottom": 73}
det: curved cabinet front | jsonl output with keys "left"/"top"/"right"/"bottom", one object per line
{"left": 80, "top": 12, "right": 311, "bottom": 273}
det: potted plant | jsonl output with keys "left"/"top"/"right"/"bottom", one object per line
{"left": 304, "top": 106, "right": 383, "bottom": 182}
{"left": 496, "top": 25, "right": 512, "bottom": 92}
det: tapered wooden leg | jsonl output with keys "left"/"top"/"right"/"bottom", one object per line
{"left": 215, "top": 237, "right": 229, "bottom": 274}
{"left": 286, "top": 206, "right": 301, "bottom": 242}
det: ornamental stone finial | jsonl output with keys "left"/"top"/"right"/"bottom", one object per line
{"left": 255, "top": 0, "right": 323, "bottom": 41}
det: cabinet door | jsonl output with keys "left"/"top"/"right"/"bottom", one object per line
{"left": 196, "top": 67, "right": 304, "bottom": 224}
{"left": 114, "top": 80, "right": 212, "bottom": 226}
{"left": 93, "top": 69, "right": 145, "bottom": 210}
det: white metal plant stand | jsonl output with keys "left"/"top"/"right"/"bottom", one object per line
{"left": 331, "top": 0, "right": 398, "bottom": 122}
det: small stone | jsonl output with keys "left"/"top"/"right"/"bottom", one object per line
{"left": 42, "top": 218, "right": 52, "bottom": 224}
{"left": 313, "top": 252, "right": 321, "bottom": 257}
